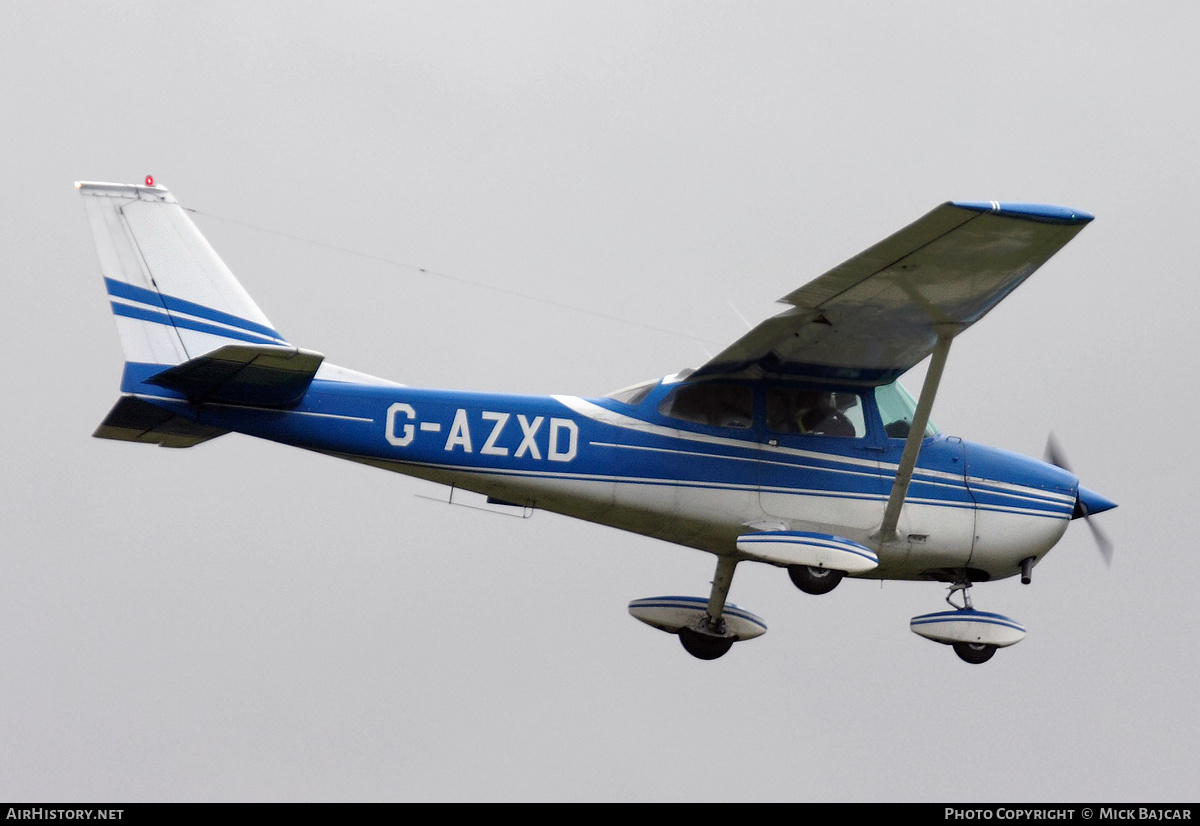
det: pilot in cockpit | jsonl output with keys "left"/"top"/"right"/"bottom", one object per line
{"left": 797, "top": 392, "right": 857, "bottom": 437}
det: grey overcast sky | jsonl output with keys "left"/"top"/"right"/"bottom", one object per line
{"left": 2, "top": 1, "right": 1197, "bottom": 802}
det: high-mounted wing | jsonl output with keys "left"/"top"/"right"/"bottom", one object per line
{"left": 693, "top": 202, "right": 1093, "bottom": 385}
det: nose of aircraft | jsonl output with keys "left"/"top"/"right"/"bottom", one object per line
{"left": 963, "top": 438, "right": 1116, "bottom": 570}
{"left": 1042, "top": 433, "right": 1116, "bottom": 563}
{"left": 1075, "top": 485, "right": 1117, "bottom": 519}
{"left": 1069, "top": 483, "right": 1116, "bottom": 566}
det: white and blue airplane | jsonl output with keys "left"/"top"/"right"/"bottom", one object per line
{"left": 78, "top": 178, "right": 1115, "bottom": 664}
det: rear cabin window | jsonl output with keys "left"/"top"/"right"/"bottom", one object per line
{"left": 658, "top": 383, "right": 753, "bottom": 429}
{"left": 765, "top": 387, "right": 865, "bottom": 438}
{"left": 606, "top": 379, "right": 657, "bottom": 406}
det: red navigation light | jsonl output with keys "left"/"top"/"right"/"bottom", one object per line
{"left": 145, "top": 175, "right": 155, "bottom": 187}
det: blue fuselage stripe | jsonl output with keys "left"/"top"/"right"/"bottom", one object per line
{"left": 119, "top": 376, "right": 1076, "bottom": 523}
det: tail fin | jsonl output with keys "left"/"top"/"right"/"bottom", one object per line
{"left": 80, "top": 180, "right": 326, "bottom": 444}
{"left": 77, "top": 180, "right": 290, "bottom": 366}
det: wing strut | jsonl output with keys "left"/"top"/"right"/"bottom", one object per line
{"left": 877, "top": 326, "right": 957, "bottom": 541}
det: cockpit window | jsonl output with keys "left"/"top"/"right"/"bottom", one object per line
{"left": 875, "top": 380, "right": 937, "bottom": 438}
{"left": 606, "top": 379, "right": 657, "bottom": 406}
{"left": 766, "top": 387, "right": 865, "bottom": 438}
{"left": 658, "top": 382, "right": 753, "bottom": 429}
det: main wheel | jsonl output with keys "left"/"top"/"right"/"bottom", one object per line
{"left": 788, "top": 564, "right": 845, "bottom": 595}
{"left": 953, "top": 641, "right": 997, "bottom": 664}
{"left": 678, "top": 628, "right": 734, "bottom": 660}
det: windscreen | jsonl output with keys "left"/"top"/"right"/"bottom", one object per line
{"left": 875, "top": 380, "right": 938, "bottom": 438}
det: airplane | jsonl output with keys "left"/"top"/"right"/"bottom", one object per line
{"left": 77, "top": 177, "right": 1116, "bottom": 664}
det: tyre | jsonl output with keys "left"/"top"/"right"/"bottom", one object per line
{"left": 953, "top": 641, "right": 997, "bottom": 664}
{"left": 788, "top": 564, "right": 845, "bottom": 595}
{"left": 678, "top": 627, "right": 734, "bottom": 660}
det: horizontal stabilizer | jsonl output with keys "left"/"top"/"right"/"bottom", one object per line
{"left": 93, "top": 396, "right": 228, "bottom": 448}
{"left": 147, "top": 344, "right": 324, "bottom": 407}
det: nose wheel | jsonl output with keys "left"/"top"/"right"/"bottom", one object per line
{"left": 909, "top": 581, "right": 1026, "bottom": 665}
{"left": 944, "top": 583, "right": 998, "bottom": 664}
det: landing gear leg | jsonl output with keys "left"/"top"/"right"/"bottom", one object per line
{"left": 678, "top": 556, "right": 738, "bottom": 660}
{"left": 945, "top": 580, "right": 974, "bottom": 611}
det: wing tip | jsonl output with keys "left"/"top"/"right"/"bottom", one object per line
{"left": 951, "top": 201, "right": 1094, "bottom": 225}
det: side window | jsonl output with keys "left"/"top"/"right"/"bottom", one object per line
{"left": 658, "top": 383, "right": 753, "bottom": 429}
{"left": 766, "top": 387, "right": 865, "bottom": 438}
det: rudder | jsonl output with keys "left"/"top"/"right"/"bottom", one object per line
{"left": 77, "top": 180, "right": 290, "bottom": 369}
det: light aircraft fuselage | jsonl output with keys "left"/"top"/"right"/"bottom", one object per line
{"left": 118, "top": 359, "right": 1079, "bottom": 584}
{"left": 81, "top": 179, "right": 1114, "bottom": 663}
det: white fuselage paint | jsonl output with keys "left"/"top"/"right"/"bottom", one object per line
{"left": 365, "top": 394, "right": 1070, "bottom": 583}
